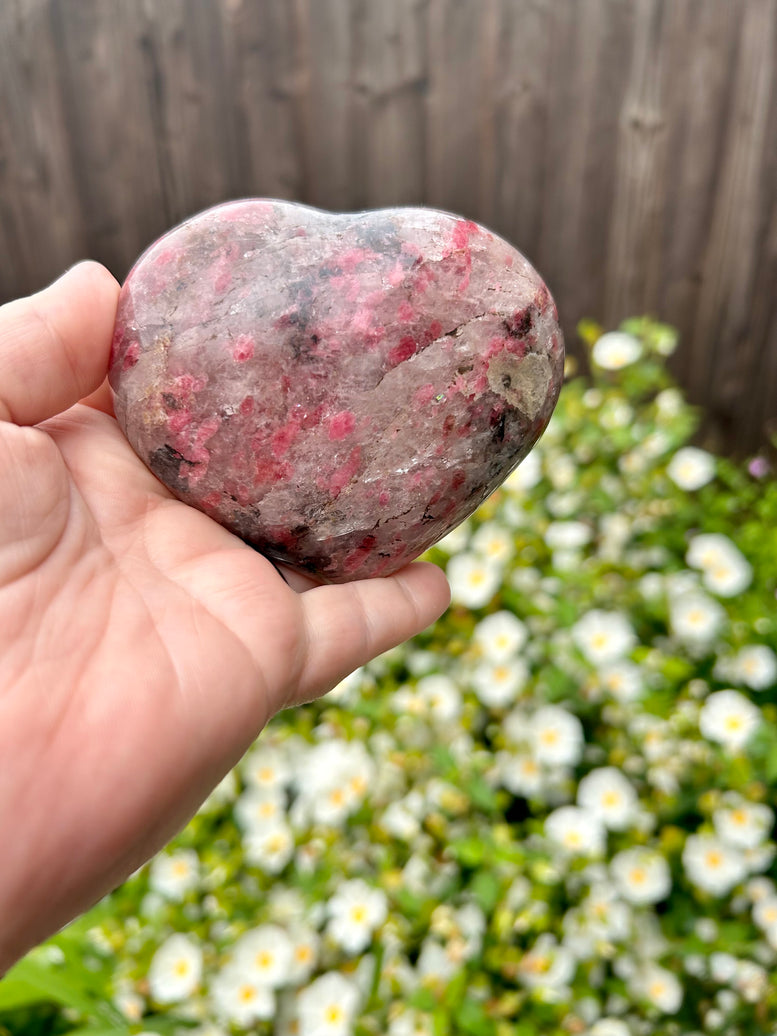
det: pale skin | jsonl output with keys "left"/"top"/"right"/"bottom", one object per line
{"left": 0, "top": 262, "right": 450, "bottom": 973}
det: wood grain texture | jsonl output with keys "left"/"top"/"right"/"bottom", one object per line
{"left": 0, "top": 0, "right": 775, "bottom": 453}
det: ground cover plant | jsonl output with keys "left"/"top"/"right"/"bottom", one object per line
{"left": 3, "top": 319, "right": 777, "bottom": 1036}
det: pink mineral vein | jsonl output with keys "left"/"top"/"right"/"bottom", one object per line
{"left": 109, "top": 200, "right": 564, "bottom": 583}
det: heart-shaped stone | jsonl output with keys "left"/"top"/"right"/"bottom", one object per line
{"left": 109, "top": 200, "right": 563, "bottom": 582}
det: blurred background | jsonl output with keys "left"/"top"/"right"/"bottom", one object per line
{"left": 0, "top": 0, "right": 775, "bottom": 452}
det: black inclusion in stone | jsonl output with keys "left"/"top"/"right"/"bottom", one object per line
{"left": 148, "top": 444, "right": 196, "bottom": 492}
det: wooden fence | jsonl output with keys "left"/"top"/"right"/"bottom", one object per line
{"left": 1, "top": 0, "right": 776, "bottom": 453}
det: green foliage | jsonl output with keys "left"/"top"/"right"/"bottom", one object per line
{"left": 4, "top": 317, "right": 777, "bottom": 1036}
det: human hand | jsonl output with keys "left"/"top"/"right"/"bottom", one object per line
{"left": 0, "top": 263, "right": 450, "bottom": 971}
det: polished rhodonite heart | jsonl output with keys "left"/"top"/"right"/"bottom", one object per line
{"left": 109, "top": 200, "right": 564, "bottom": 582}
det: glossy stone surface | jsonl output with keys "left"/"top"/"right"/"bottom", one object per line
{"left": 109, "top": 200, "right": 563, "bottom": 582}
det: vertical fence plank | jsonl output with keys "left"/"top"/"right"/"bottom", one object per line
{"left": 0, "top": 0, "right": 84, "bottom": 297}
{"left": 685, "top": 0, "right": 777, "bottom": 449}
{"left": 489, "top": 0, "right": 555, "bottom": 261}
{"left": 356, "top": 0, "right": 429, "bottom": 208}
{"left": 302, "top": 0, "right": 355, "bottom": 210}
{"left": 604, "top": 0, "right": 669, "bottom": 324}
{"left": 426, "top": 0, "right": 496, "bottom": 221}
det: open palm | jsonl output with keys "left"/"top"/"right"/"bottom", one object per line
{"left": 0, "top": 263, "right": 450, "bottom": 971}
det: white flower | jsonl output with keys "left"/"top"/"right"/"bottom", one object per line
{"left": 327, "top": 667, "right": 366, "bottom": 704}
{"left": 114, "top": 986, "right": 144, "bottom": 1021}
{"left": 545, "top": 806, "right": 606, "bottom": 856}
{"left": 473, "top": 610, "right": 528, "bottom": 661}
{"left": 714, "top": 800, "right": 773, "bottom": 849}
{"left": 242, "top": 742, "right": 292, "bottom": 790}
{"left": 631, "top": 963, "right": 682, "bottom": 1014}
{"left": 415, "top": 674, "right": 462, "bottom": 724}
{"left": 235, "top": 787, "right": 286, "bottom": 833}
{"left": 471, "top": 521, "right": 515, "bottom": 564}
{"left": 436, "top": 520, "right": 470, "bottom": 555}
{"left": 592, "top": 332, "right": 642, "bottom": 370}
{"left": 147, "top": 934, "right": 202, "bottom": 1003}
{"left": 746, "top": 876, "right": 775, "bottom": 902}
{"left": 577, "top": 768, "right": 638, "bottom": 830}
{"left": 518, "top": 934, "right": 576, "bottom": 989}
{"left": 416, "top": 938, "right": 458, "bottom": 985}
{"left": 447, "top": 552, "right": 502, "bottom": 608}
{"left": 327, "top": 880, "right": 388, "bottom": 954}
{"left": 148, "top": 850, "right": 199, "bottom": 900}
{"left": 470, "top": 657, "right": 529, "bottom": 708}
{"left": 572, "top": 610, "right": 637, "bottom": 667}
{"left": 667, "top": 447, "right": 716, "bottom": 490}
{"left": 598, "top": 660, "right": 643, "bottom": 702}
{"left": 544, "top": 521, "right": 592, "bottom": 551}
{"left": 294, "top": 741, "right": 375, "bottom": 826}
{"left": 686, "top": 533, "right": 752, "bottom": 596}
{"left": 244, "top": 821, "right": 295, "bottom": 873}
{"left": 547, "top": 455, "right": 578, "bottom": 490}
{"left": 589, "top": 1021, "right": 631, "bottom": 1036}
{"left": 734, "top": 645, "right": 777, "bottom": 690}
{"left": 233, "top": 925, "right": 293, "bottom": 988}
{"left": 198, "top": 771, "right": 238, "bottom": 812}
{"left": 743, "top": 842, "right": 776, "bottom": 873}
{"left": 753, "top": 896, "right": 777, "bottom": 932}
{"left": 683, "top": 834, "right": 748, "bottom": 895}
{"left": 734, "top": 960, "right": 768, "bottom": 1003}
{"left": 498, "top": 750, "right": 546, "bottom": 798}
{"left": 297, "top": 971, "right": 360, "bottom": 1036}
{"left": 505, "top": 450, "right": 541, "bottom": 491}
{"left": 388, "top": 1010, "right": 435, "bottom": 1036}
{"left": 610, "top": 848, "right": 671, "bottom": 904}
{"left": 699, "top": 690, "right": 760, "bottom": 751}
{"left": 530, "top": 706, "right": 584, "bottom": 766}
{"left": 380, "top": 794, "right": 423, "bottom": 841}
{"left": 598, "top": 513, "right": 631, "bottom": 562}
{"left": 710, "top": 952, "right": 738, "bottom": 983}
{"left": 452, "top": 902, "right": 487, "bottom": 958}
{"left": 581, "top": 884, "right": 631, "bottom": 942}
{"left": 287, "top": 926, "right": 321, "bottom": 984}
{"left": 656, "top": 387, "right": 683, "bottom": 415}
{"left": 210, "top": 961, "right": 274, "bottom": 1025}
{"left": 669, "top": 591, "right": 726, "bottom": 646}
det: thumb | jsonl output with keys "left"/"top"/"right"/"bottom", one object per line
{"left": 0, "top": 262, "right": 120, "bottom": 425}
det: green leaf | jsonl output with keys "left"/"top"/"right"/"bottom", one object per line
{"left": 470, "top": 870, "right": 502, "bottom": 914}
{"left": 0, "top": 958, "right": 122, "bottom": 1027}
{"left": 467, "top": 777, "right": 499, "bottom": 813}
{"left": 457, "top": 998, "right": 495, "bottom": 1036}
{"left": 59, "top": 1028, "right": 133, "bottom": 1036}
{"left": 0, "top": 974, "right": 44, "bottom": 1012}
